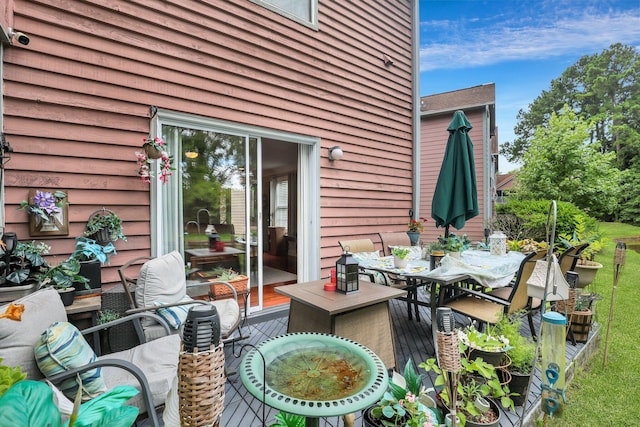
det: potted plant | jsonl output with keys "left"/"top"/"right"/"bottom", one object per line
{"left": 0, "top": 241, "right": 50, "bottom": 300}
{"left": 407, "top": 217, "right": 427, "bottom": 246}
{"left": 38, "top": 258, "right": 90, "bottom": 306}
{"left": 135, "top": 136, "right": 174, "bottom": 184}
{"left": 493, "top": 314, "right": 536, "bottom": 406}
{"left": 206, "top": 267, "right": 249, "bottom": 300}
{"left": 70, "top": 236, "right": 117, "bottom": 291}
{"left": 391, "top": 247, "right": 411, "bottom": 269}
{"left": 438, "top": 233, "right": 472, "bottom": 257}
{"left": 558, "top": 215, "right": 605, "bottom": 287}
{"left": 421, "top": 354, "right": 515, "bottom": 427}
{"left": 458, "top": 324, "right": 512, "bottom": 367}
{"left": 567, "top": 292, "right": 600, "bottom": 343}
{"left": 363, "top": 360, "right": 441, "bottom": 426}
{"left": 84, "top": 209, "right": 126, "bottom": 245}
{"left": 96, "top": 309, "right": 121, "bottom": 355}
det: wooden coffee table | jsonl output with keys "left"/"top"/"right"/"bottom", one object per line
{"left": 275, "top": 279, "right": 406, "bottom": 370}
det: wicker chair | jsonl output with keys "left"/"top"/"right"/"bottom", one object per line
{"left": 439, "top": 249, "right": 547, "bottom": 333}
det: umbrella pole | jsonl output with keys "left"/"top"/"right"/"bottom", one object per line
{"left": 445, "top": 225, "right": 450, "bottom": 238}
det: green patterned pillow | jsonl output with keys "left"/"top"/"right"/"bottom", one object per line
{"left": 34, "top": 321, "right": 107, "bottom": 401}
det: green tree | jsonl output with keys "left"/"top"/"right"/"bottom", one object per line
{"left": 514, "top": 106, "right": 622, "bottom": 219}
{"left": 501, "top": 43, "right": 640, "bottom": 168}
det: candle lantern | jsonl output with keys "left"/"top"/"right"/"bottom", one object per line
{"left": 182, "top": 305, "right": 221, "bottom": 353}
{"left": 489, "top": 230, "right": 507, "bottom": 256}
{"left": 540, "top": 311, "right": 567, "bottom": 417}
{"left": 335, "top": 250, "right": 359, "bottom": 294}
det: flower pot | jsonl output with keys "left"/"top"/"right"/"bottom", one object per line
{"left": 407, "top": 231, "right": 421, "bottom": 246}
{"left": 0, "top": 282, "right": 37, "bottom": 303}
{"left": 568, "top": 309, "right": 593, "bottom": 343}
{"left": 79, "top": 259, "right": 102, "bottom": 292}
{"left": 57, "top": 287, "right": 76, "bottom": 306}
{"left": 574, "top": 261, "right": 602, "bottom": 288}
{"left": 500, "top": 369, "right": 530, "bottom": 406}
{"left": 469, "top": 348, "right": 506, "bottom": 367}
{"left": 143, "top": 143, "right": 163, "bottom": 159}
{"left": 465, "top": 398, "right": 501, "bottom": 427}
{"left": 393, "top": 255, "right": 408, "bottom": 269}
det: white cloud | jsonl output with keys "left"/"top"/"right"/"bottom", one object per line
{"left": 420, "top": 9, "right": 640, "bottom": 71}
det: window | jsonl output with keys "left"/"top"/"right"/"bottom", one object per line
{"left": 274, "top": 176, "right": 288, "bottom": 229}
{"left": 251, "top": 0, "right": 318, "bottom": 28}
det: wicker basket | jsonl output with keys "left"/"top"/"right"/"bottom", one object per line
{"left": 209, "top": 276, "right": 249, "bottom": 299}
{"left": 178, "top": 342, "right": 226, "bottom": 427}
{"left": 86, "top": 208, "right": 118, "bottom": 245}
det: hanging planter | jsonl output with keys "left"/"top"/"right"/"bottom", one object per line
{"left": 84, "top": 209, "right": 126, "bottom": 246}
{"left": 135, "top": 136, "right": 174, "bottom": 184}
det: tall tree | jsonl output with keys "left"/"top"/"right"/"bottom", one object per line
{"left": 514, "top": 106, "right": 621, "bottom": 219}
{"left": 501, "top": 43, "right": 640, "bottom": 168}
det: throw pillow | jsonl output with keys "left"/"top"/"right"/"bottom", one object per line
{"left": 34, "top": 321, "right": 107, "bottom": 401}
{"left": 154, "top": 295, "right": 198, "bottom": 329}
{"left": 350, "top": 250, "right": 380, "bottom": 261}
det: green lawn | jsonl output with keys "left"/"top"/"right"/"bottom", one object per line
{"left": 545, "top": 222, "right": 640, "bottom": 426}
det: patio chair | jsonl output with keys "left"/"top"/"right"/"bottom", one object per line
{"left": 377, "top": 232, "right": 412, "bottom": 256}
{"left": 338, "top": 238, "right": 419, "bottom": 321}
{"left": 118, "top": 251, "right": 242, "bottom": 344}
{"left": 558, "top": 243, "right": 589, "bottom": 276}
{"left": 438, "top": 249, "right": 547, "bottom": 332}
{"left": 0, "top": 287, "right": 178, "bottom": 426}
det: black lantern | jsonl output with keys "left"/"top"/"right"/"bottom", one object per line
{"left": 335, "top": 250, "right": 359, "bottom": 294}
{"left": 182, "top": 305, "right": 221, "bottom": 353}
{"left": 436, "top": 307, "right": 456, "bottom": 334}
{"left": 1, "top": 232, "right": 17, "bottom": 255}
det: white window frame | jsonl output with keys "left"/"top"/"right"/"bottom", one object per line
{"left": 250, "top": 0, "right": 318, "bottom": 29}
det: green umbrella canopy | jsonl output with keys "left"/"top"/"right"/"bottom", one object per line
{"left": 431, "top": 110, "right": 479, "bottom": 236}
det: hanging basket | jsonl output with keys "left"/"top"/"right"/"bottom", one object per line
{"left": 143, "top": 142, "right": 163, "bottom": 159}
{"left": 86, "top": 208, "right": 118, "bottom": 245}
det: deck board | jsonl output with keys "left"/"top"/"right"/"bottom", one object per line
{"left": 219, "top": 297, "right": 599, "bottom": 426}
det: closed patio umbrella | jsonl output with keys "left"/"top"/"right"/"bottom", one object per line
{"left": 431, "top": 110, "right": 479, "bottom": 237}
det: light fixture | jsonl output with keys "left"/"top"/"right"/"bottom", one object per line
{"left": 182, "top": 305, "right": 221, "bottom": 352}
{"left": 335, "top": 249, "right": 359, "bottom": 294}
{"left": 184, "top": 151, "right": 198, "bottom": 159}
{"left": 328, "top": 146, "right": 343, "bottom": 161}
{"left": 8, "top": 28, "right": 30, "bottom": 46}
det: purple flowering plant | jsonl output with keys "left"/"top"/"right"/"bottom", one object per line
{"left": 19, "top": 190, "right": 67, "bottom": 222}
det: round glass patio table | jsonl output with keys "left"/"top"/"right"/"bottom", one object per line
{"left": 240, "top": 332, "right": 388, "bottom": 427}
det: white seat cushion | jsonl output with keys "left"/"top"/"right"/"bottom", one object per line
{"left": 100, "top": 334, "right": 181, "bottom": 413}
{"left": 210, "top": 299, "right": 241, "bottom": 337}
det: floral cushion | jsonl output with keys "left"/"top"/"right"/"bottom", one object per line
{"left": 351, "top": 251, "right": 389, "bottom": 285}
{"left": 350, "top": 250, "right": 380, "bottom": 261}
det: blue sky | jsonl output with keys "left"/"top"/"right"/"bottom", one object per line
{"left": 419, "top": 0, "right": 640, "bottom": 173}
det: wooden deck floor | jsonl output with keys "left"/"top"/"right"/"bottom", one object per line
{"left": 219, "top": 295, "right": 600, "bottom": 427}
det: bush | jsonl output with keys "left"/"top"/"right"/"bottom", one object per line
{"left": 494, "top": 199, "right": 590, "bottom": 242}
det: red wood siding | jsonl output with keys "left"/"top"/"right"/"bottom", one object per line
{"left": 2, "top": 0, "right": 414, "bottom": 285}
{"left": 419, "top": 108, "right": 487, "bottom": 244}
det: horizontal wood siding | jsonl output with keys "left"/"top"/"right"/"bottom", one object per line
{"left": 2, "top": 0, "right": 414, "bottom": 284}
{"left": 419, "top": 108, "right": 487, "bottom": 244}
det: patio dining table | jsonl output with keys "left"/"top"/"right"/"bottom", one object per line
{"left": 358, "top": 249, "right": 526, "bottom": 352}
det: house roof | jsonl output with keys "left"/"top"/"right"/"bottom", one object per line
{"left": 420, "top": 83, "right": 496, "bottom": 135}
{"left": 496, "top": 173, "right": 516, "bottom": 191}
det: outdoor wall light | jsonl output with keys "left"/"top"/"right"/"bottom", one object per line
{"left": 328, "top": 146, "right": 343, "bottom": 161}
{"left": 184, "top": 151, "right": 198, "bottom": 159}
{"left": 8, "top": 28, "right": 30, "bottom": 46}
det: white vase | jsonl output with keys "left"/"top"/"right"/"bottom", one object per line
{"left": 393, "top": 256, "right": 408, "bottom": 269}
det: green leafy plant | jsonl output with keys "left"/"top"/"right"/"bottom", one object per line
{"left": 39, "top": 258, "right": 89, "bottom": 290}
{"left": 0, "top": 241, "right": 50, "bottom": 286}
{"left": 421, "top": 355, "right": 515, "bottom": 424}
{"left": 210, "top": 267, "right": 243, "bottom": 281}
{"left": 97, "top": 309, "right": 121, "bottom": 325}
{"left": 18, "top": 190, "right": 67, "bottom": 223}
{"left": 84, "top": 211, "right": 126, "bottom": 243}
{"left": 71, "top": 237, "right": 116, "bottom": 264}
{"left": 408, "top": 217, "right": 427, "bottom": 232}
{"left": 438, "top": 233, "right": 471, "bottom": 252}
{"left": 370, "top": 360, "right": 438, "bottom": 427}
{"left": 0, "top": 358, "right": 26, "bottom": 399}
{"left": 558, "top": 214, "right": 606, "bottom": 261}
{"left": 391, "top": 247, "right": 411, "bottom": 260}
{"left": 494, "top": 314, "right": 536, "bottom": 374}
{"left": 459, "top": 324, "right": 512, "bottom": 353}
{"left": 268, "top": 411, "right": 305, "bottom": 427}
